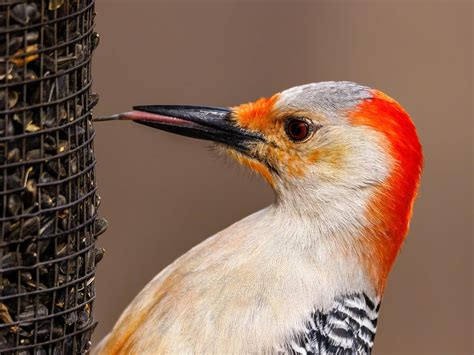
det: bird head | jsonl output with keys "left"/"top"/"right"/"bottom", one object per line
{"left": 104, "top": 81, "right": 423, "bottom": 291}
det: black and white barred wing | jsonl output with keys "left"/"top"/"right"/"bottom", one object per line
{"left": 283, "top": 293, "right": 380, "bottom": 355}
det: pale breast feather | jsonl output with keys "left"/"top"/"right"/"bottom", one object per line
{"left": 282, "top": 293, "right": 380, "bottom": 355}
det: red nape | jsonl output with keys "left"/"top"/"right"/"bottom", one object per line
{"left": 350, "top": 90, "right": 423, "bottom": 293}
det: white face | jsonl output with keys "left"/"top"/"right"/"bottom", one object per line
{"left": 228, "top": 82, "right": 393, "bottom": 211}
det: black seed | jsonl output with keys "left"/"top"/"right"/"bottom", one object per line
{"left": 7, "top": 147, "right": 20, "bottom": 163}
{"left": 94, "top": 217, "right": 108, "bottom": 238}
{"left": 19, "top": 304, "right": 48, "bottom": 323}
{"left": 88, "top": 92, "right": 100, "bottom": 110}
{"left": 0, "top": 118, "right": 15, "bottom": 136}
{"left": 10, "top": 3, "right": 39, "bottom": 25}
{"left": 1, "top": 252, "right": 20, "bottom": 269}
{"left": 91, "top": 32, "right": 100, "bottom": 51}
{"left": 7, "top": 194, "right": 22, "bottom": 215}
{"left": 94, "top": 247, "right": 105, "bottom": 264}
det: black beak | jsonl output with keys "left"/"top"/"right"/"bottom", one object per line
{"left": 96, "top": 105, "right": 263, "bottom": 153}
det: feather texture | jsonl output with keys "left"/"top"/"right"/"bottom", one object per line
{"left": 283, "top": 293, "right": 379, "bottom": 355}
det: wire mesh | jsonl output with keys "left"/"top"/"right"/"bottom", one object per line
{"left": 0, "top": 0, "right": 103, "bottom": 353}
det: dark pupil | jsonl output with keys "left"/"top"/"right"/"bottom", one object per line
{"left": 289, "top": 120, "right": 309, "bottom": 140}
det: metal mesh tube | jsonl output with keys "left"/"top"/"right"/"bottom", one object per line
{"left": 0, "top": 0, "right": 103, "bottom": 353}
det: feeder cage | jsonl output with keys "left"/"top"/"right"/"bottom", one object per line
{"left": 0, "top": 0, "right": 105, "bottom": 353}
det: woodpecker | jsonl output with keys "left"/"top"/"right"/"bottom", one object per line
{"left": 94, "top": 81, "right": 423, "bottom": 354}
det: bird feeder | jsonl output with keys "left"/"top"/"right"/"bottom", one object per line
{"left": 0, "top": 0, "right": 105, "bottom": 353}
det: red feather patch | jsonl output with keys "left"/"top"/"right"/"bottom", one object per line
{"left": 350, "top": 90, "right": 423, "bottom": 292}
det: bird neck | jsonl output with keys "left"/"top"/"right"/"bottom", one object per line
{"left": 272, "top": 182, "right": 375, "bottom": 244}
{"left": 270, "top": 181, "right": 399, "bottom": 295}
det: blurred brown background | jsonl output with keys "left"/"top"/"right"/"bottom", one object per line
{"left": 91, "top": 1, "right": 473, "bottom": 354}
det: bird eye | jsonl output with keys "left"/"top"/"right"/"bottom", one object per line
{"left": 285, "top": 118, "right": 313, "bottom": 142}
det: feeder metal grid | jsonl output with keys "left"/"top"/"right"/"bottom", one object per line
{"left": 0, "top": 0, "right": 102, "bottom": 353}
